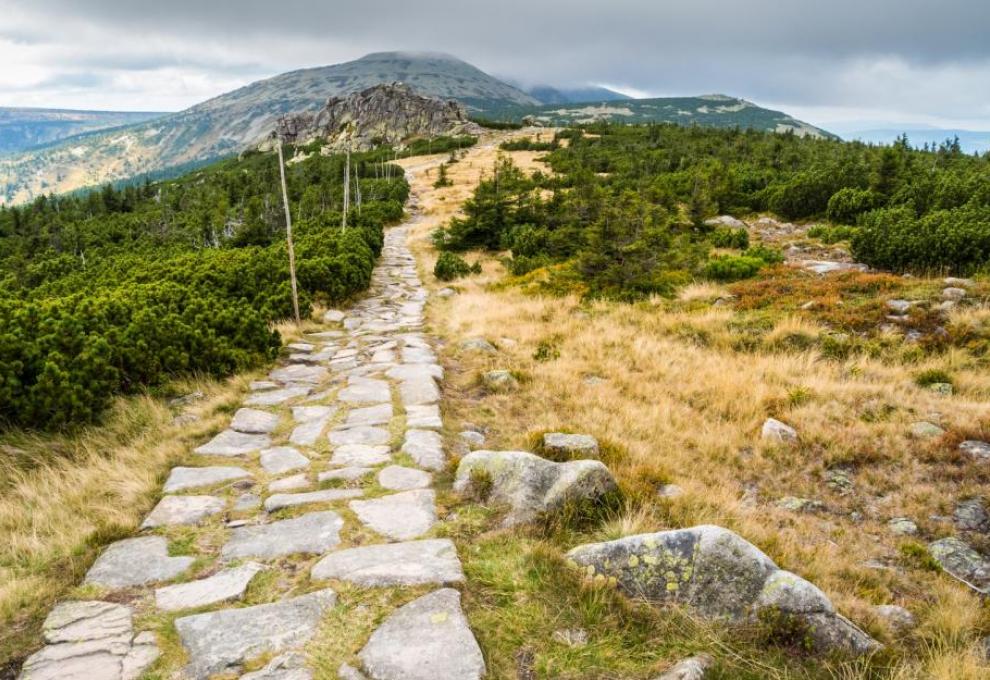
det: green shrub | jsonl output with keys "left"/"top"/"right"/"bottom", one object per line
{"left": 711, "top": 227, "right": 750, "bottom": 249}
{"left": 704, "top": 255, "right": 767, "bottom": 281}
{"left": 434, "top": 252, "right": 480, "bottom": 281}
{"left": 807, "top": 224, "right": 859, "bottom": 244}
{"left": 826, "top": 187, "right": 882, "bottom": 224}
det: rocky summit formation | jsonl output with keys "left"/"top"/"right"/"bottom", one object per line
{"left": 272, "top": 82, "right": 482, "bottom": 152}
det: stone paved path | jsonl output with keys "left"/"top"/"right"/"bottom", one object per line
{"left": 20, "top": 220, "right": 485, "bottom": 679}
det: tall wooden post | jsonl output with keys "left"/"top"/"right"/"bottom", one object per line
{"left": 276, "top": 137, "right": 301, "bottom": 326}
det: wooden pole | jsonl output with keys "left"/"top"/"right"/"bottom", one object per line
{"left": 276, "top": 138, "right": 301, "bottom": 326}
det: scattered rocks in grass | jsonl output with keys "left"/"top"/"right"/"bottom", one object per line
{"left": 775, "top": 496, "right": 826, "bottom": 513}
{"left": 459, "top": 338, "right": 497, "bottom": 354}
{"left": 436, "top": 287, "right": 456, "bottom": 298}
{"left": 652, "top": 653, "right": 714, "bottom": 680}
{"left": 175, "top": 589, "right": 336, "bottom": 679}
{"left": 944, "top": 277, "right": 974, "bottom": 287}
{"left": 888, "top": 517, "right": 919, "bottom": 536}
{"left": 761, "top": 418, "right": 797, "bottom": 443}
{"left": 482, "top": 369, "right": 518, "bottom": 392}
{"left": 657, "top": 483, "right": 684, "bottom": 498}
{"left": 959, "top": 440, "right": 990, "bottom": 462}
{"left": 873, "top": 605, "right": 916, "bottom": 635}
{"left": 954, "top": 498, "right": 990, "bottom": 533}
{"left": 260, "top": 447, "right": 310, "bottom": 475}
{"left": 459, "top": 430, "right": 486, "bottom": 451}
{"left": 453, "top": 450, "right": 617, "bottom": 527}
{"left": 350, "top": 490, "right": 437, "bottom": 541}
{"left": 264, "top": 488, "right": 363, "bottom": 512}
{"left": 163, "top": 466, "right": 251, "bottom": 493}
{"left": 311, "top": 538, "right": 463, "bottom": 586}
{"left": 566, "top": 525, "right": 879, "bottom": 655}
{"left": 358, "top": 588, "right": 484, "bottom": 680}
{"left": 910, "top": 421, "right": 945, "bottom": 438}
{"left": 85, "top": 536, "right": 194, "bottom": 588}
{"left": 942, "top": 287, "right": 967, "bottom": 301}
{"left": 886, "top": 299, "right": 913, "bottom": 314}
{"left": 230, "top": 408, "right": 280, "bottom": 434}
{"left": 825, "top": 469, "right": 855, "bottom": 495}
{"left": 141, "top": 495, "right": 225, "bottom": 528}
{"left": 155, "top": 562, "right": 265, "bottom": 612}
{"left": 221, "top": 511, "right": 344, "bottom": 560}
{"left": 19, "top": 601, "right": 159, "bottom": 680}
{"left": 543, "top": 432, "right": 600, "bottom": 459}
{"left": 928, "top": 537, "right": 990, "bottom": 593}
{"left": 195, "top": 429, "right": 271, "bottom": 457}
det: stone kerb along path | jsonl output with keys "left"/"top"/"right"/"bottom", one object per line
{"left": 19, "top": 222, "right": 484, "bottom": 679}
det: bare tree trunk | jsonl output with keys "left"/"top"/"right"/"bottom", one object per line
{"left": 341, "top": 148, "right": 350, "bottom": 231}
{"left": 277, "top": 139, "right": 302, "bottom": 326}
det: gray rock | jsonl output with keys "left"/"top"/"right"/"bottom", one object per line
{"left": 401, "top": 429, "right": 445, "bottom": 470}
{"left": 195, "top": 430, "right": 271, "bottom": 457}
{"left": 260, "top": 447, "right": 310, "bottom": 475}
{"left": 761, "top": 418, "right": 797, "bottom": 443}
{"left": 954, "top": 498, "right": 990, "bottom": 533}
{"left": 221, "top": 511, "right": 344, "bottom": 560}
{"left": 234, "top": 492, "right": 261, "bottom": 512}
{"left": 289, "top": 418, "right": 329, "bottom": 447}
{"left": 928, "top": 536, "right": 990, "bottom": 593}
{"left": 401, "top": 346, "right": 437, "bottom": 364}
{"left": 943, "top": 287, "right": 967, "bottom": 301}
{"left": 269, "top": 473, "right": 311, "bottom": 492}
{"left": 19, "top": 601, "right": 159, "bottom": 680}
{"left": 331, "top": 444, "right": 392, "bottom": 466}
{"left": 436, "top": 287, "right": 456, "bottom": 298}
{"left": 175, "top": 589, "right": 336, "bottom": 679}
{"left": 406, "top": 404, "right": 442, "bottom": 429}
{"left": 888, "top": 517, "right": 919, "bottom": 536}
{"left": 230, "top": 408, "right": 280, "bottom": 435}
{"left": 652, "top": 654, "right": 714, "bottom": 680}
{"left": 910, "top": 421, "right": 945, "bottom": 438}
{"left": 386, "top": 364, "right": 443, "bottom": 382}
{"left": 269, "top": 363, "right": 329, "bottom": 385}
{"left": 543, "top": 432, "right": 600, "bottom": 459}
{"left": 318, "top": 466, "right": 374, "bottom": 482}
{"left": 339, "top": 378, "right": 391, "bottom": 404}
{"left": 163, "top": 466, "right": 251, "bottom": 493}
{"left": 85, "top": 536, "right": 194, "bottom": 588}
{"left": 251, "top": 380, "right": 280, "bottom": 391}
{"left": 292, "top": 405, "right": 334, "bottom": 423}
{"left": 140, "top": 495, "right": 225, "bottom": 528}
{"left": 264, "top": 488, "right": 363, "bottom": 512}
{"left": 287, "top": 342, "right": 314, "bottom": 353}
{"left": 775, "top": 496, "right": 826, "bottom": 513}
{"left": 459, "top": 338, "right": 496, "bottom": 354}
{"left": 244, "top": 386, "right": 312, "bottom": 407}
{"left": 873, "top": 604, "right": 916, "bottom": 634}
{"left": 241, "top": 652, "right": 312, "bottom": 680}
{"left": 330, "top": 426, "right": 391, "bottom": 447}
{"left": 324, "top": 309, "right": 346, "bottom": 322}
{"left": 959, "top": 440, "right": 990, "bottom": 462}
{"left": 944, "top": 277, "right": 974, "bottom": 288}
{"left": 350, "top": 490, "right": 437, "bottom": 541}
{"left": 398, "top": 378, "right": 440, "bottom": 406}
{"left": 459, "top": 430, "right": 486, "bottom": 451}
{"left": 358, "top": 589, "right": 484, "bottom": 680}
{"left": 705, "top": 215, "right": 746, "bottom": 228}
{"left": 378, "top": 465, "right": 432, "bottom": 491}
{"left": 345, "top": 403, "right": 394, "bottom": 427}
{"left": 453, "top": 450, "right": 617, "bottom": 526}
{"left": 657, "top": 484, "right": 684, "bottom": 498}
{"left": 311, "top": 538, "right": 463, "bottom": 586}
{"left": 154, "top": 562, "right": 265, "bottom": 612}
{"left": 566, "top": 525, "right": 879, "bottom": 655}
{"left": 886, "top": 299, "right": 913, "bottom": 314}
{"left": 482, "top": 370, "right": 518, "bottom": 392}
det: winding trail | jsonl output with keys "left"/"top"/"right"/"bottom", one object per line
{"left": 18, "top": 157, "right": 486, "bottom": 679}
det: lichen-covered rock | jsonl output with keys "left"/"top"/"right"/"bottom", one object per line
{"left": 761, "top": 418, "right": 797, "bottom": 443}
{"left": 954, "top": 498, "right": 990, "bottom": 534}
{"left": 543, "top": 432, "right": 600, "bottom": 459}
{"left": 928, "top": 536, "right": 990, "bottom": 593}
{"left": 482, "top": 370, "right": 518, "bottom": 392}
{"left": 453, "top": 450, "right": 617, "bottom": 526}
{"left": 566, "top": 525, "right": 879, "bottom": 656}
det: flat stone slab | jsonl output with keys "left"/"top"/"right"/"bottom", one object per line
{"left": 405, "top": 404, "right": 442, "bottom": 430}
{"left": 338, "top": 378, "right": 391, "bottom": 404}
{"left": 164, "top": 466, "right": 251, "bottom": 493}
{"left": 244, "top": 386, "right": 312, "bottom": 407}
{"left": 378, "top": 465, "right": 432, "bottom": 491}
{"left": 155, "top": 562, "right": 265, "bottom": 612}
{"left": 350, "top": 490, "right": 436, "bottom": 541}
{"left": 141, "top": 495, "right": 225, "bottom": 528}
{"left": 195, "top": 430, "right": 271, "bottom": 457}
{"left": 231, "top": 408, "right": 280, "bottom": 434}
{"left": 19, "top": 601, "right": 159, "bottom": 680}
{"left": 85, "top": 536, "right": 194, "bottom": 588}
{"left": 221, "top": 511, "right": 344, "bottom": 560}
{"left": 398, "top": 378, "right": 440, "bottom": 406}
{"left": 331, "top": 444, "right": 392, "bottom": 466}
{"left": 402, "top": 430, "right": 445, "bottom": 471}
{"left": 290, "top": 419, "right": 330, "bottom": 447}
{"left": 175, "top": 589, "right": 336, "bottom": 679}
{"left": 330, "top": 426, "right": 391, "bottom": 447}
{"left": 345, "top": 403, "right": 394, "bottom": 427}
{"left": 400, "top": 347, "right": 437, "bottom": 364}
{"left": 269, "top": 473, "right": 311, "bottom": 492}
{"left": 311, "top": 539, "right": 463, "bottom": 586}
{"left": 386, "top": 364, "right": 443, "bottom": 382}
{"left": 269, "top": 363, "right": 329, "bottom": 385}
{"left": 242, "top": 652, "right": 312, "bottom": 680}
{"left": 358, "top": 588, "right": 484, "bottom": 680}
{"left": 260, "top": 447, "right": 310, "bottom": 475}
{"left": 292, "top": 405, "right": 334, "bottom": 423}
{"left": 264, "top": 489, "right": 363, "bottom": 512}
{"left": 543, "top": 432, "right": 600, "bottom": 459}
{"left": 319, "top": 467, "right": 374, "bottom": 482}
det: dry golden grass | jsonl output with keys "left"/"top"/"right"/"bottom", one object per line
{"left": 399, "top": 133, "right": 990, "bottom": 678}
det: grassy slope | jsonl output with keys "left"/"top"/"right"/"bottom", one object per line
{"left": 398, "top": 132, "right": 990, "bottom": 678}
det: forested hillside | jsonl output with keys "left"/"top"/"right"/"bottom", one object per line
{"left": 436, "top": 125, "right": 990, "bottom": 300}
{"left": 0, "top": 143, "right": 411, "bottom": 429}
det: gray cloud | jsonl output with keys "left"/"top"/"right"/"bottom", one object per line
{"left": 2, "top": 0, "right": 989, "bottom": 128}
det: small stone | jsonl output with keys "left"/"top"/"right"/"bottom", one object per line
{"left": 929, "top": 382, "right": 953, "bottom": 395}
{"left": 959, "top": 440, "right": 990, "bottom": 462}
{"left": 888, "top": 517, "right": 918, "bottom": 535}
{"left": 230, "top": 408, "right": 280, "bottom": 434}
{"left": 825, "top": 469, "right": 854, "bottom": 495}
{"left": 324, "top": 309, "right": 345, "bottom": 322}
{"left": 221, "top": 511, "right": 344, "bottom": 560}
{"left": 269, "top": 473, "right": 311, "bottom": 492}
{"left": 761, "top": 418, "right": 797, "bottom": 443}
{"left": 155, "top": 562, "right": 265, "bottom": 612}
{"left": 551, "top": 628, "right": 588, "bottom": 648}
{"left": 163, "top": 466, "right": 251, "bottom": 493}
{"left": 910, "top": 421, "right": 945, "bottom": 438}
{"left": 459, "top": 338, "right": 497, "bottom": 354}
{"left": 195, "top": 430, "right": 271, "bottom": 457}
{"left": 311, "top": 538, "right": 464, "bottom": 586}
{"left": 330, "top": 426, "right": 391, "bottom": 447}
{"left": 175, "top": 589, "right": 336, "bottom": 679}
{"left": 482, "top": 370, "right": 518, "bottom": 392}
{"left": 775, "top": 496, "right": 826, "bottom": 513}
{"left": 318, "top": 466, "right": 374, "bottom": 482}
{"left": 436, "top": 287, "right": 456, "bottom": 298}
{"left": 260, "top": 447, "right": 310, "bottom": 475}
{"left": 543, "top": 432, "right": 599, "bottom": 459}
{"left": 873, "top": 605, "right": 916, "bottom": 634}
{"left": 234, "top": 492, "right": 261, "bottom": 511}
{"left": 459, "top": 430, "right": 486, "bottom": 450}
{"left": 264, "top": 488, "right": 363, "bottom": 512}
{"left": 332, "top": 444, "right": 392, "bottom": 466}
{"left": 245, "top": 386, "right": 311, "bottom": 407}
{"left": 402, "top": 429, "right": 445, "bottom": 470}
{"left": 350, "top": 490, "right": 437, "bottom": 541}
{"left": 657, "top": 483, "right": 684, "bottom": 498}
{"left": 378, "top": 465, "right": 432, "bottom": 491}
{"left": 652, "top": 654, "right": 715, "bottom": 680}
{"left": 141, "top": 495, "right": 225, "bottom": 528}
{"left": 942, "top": 287, "right": 967, "bottom": 301}
{"left": 886, "top": 299, "right": 913, "bottom": 314}
{"left": 358, "top": 589, "right": 484, "bottom": 680}
{"left": 85, "top": 536, "right": 194, "bottom": 588}
{"left": 954, "top": 498, "right": 990, "bottom": 533}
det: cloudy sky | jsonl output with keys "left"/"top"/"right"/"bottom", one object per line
{"left": 2, "top": 0, "right": 989, "bottom": 131}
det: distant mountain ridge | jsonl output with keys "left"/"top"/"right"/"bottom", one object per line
{"left": 0, "top": 107, "right": 166, "bottom": 155}
{"left": 520, "top": 85, "right": 631, "bottom": 104}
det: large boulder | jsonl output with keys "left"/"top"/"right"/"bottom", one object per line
{"left": 566, "top": 525, "right": 879, "bottom": 656}
{"left": 453, "top": 450, "right": 617, "bottom": 526}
